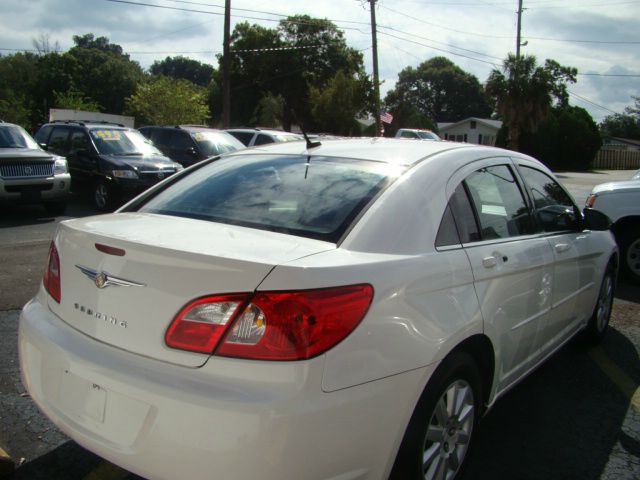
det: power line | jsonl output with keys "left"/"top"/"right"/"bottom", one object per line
{"left": 379, "top": 4, "right": 640, "bottom": 44}
{"left": 568, "top": 90, "right": 620, "bottom": 115}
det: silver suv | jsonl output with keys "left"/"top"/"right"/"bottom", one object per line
{"left": 0, "top": 121, "right": 70, "bottom": 215}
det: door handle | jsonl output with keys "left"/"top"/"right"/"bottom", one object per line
{"left": 482, "top": 256, "right": 497, "bottom": 268}
{"left": 554, "top": 243, "right": 571, "bottom": 253}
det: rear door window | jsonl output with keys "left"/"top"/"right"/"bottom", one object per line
{"left": 137, "top": 154, "right": 403, "bottom": 243}
{"left": 47, "top": 127, "right": 71, "bottom": 156}
{"left": 464, "top": 165, "right": 534, "bottom": 240}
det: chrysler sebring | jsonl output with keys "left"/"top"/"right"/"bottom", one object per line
{"left": 19, "top": 138, "right": 617, "bottom": 480}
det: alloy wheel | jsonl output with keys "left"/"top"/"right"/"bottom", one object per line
{"left": 422, "top": 380, "right": 474, "bottom": 480}
{"left": 626, "top": 238, "right": 640, "bottom": 278}
{"left": 595, "top": 273, "right": 614, "bottom": 333}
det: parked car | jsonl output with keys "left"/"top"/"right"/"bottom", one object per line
{"left": 20, "top": 138, "right": 616, "bottom": 480}
{"left": 225, "top": 127, "right": 304, "bottom": 146}
{"left": 138, "top": 125, "right": 245, "bottom": 167}
{"left": 586, "top": 179, "right": 640, "bottom": 282}
{"left": 0, "top": 120, "right": 70, "bottom": 215}
{"left": 35, "top": 121, "right": 183, "bottom": 211}
{"left": 632, "top": 169, "right": 640, "bottom": 180}
{"left": 395, "top": 128, "right": 441, "bottom": 140}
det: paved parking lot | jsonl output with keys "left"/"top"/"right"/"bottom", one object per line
{"left": 0, "top": 170, "right": 638, "bottom": 479}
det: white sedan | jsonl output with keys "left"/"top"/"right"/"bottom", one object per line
{"left": 20, "top": 138, "right": 617, "bottom": 480}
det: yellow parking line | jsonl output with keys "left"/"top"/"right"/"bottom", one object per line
{"left": 0, "top": 445, "right": 15, "bottom": 475}
{"left": 589, "top": 346, "right": 640, "bottom": 410}
{"left": 82, "top": 461, "right": 129, "bottom": 480}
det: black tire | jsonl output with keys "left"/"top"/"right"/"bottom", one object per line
{"left": 620, "top": 228, "right": 640, "bottom": 284}
{"left": 43, "top": 201, "right": 67, "bottom": 216}
{"left": 94, "top": 180, "right": 116, "bottom": 211}
{"left": 583, "top": 264, "right": 615, "bottom": 345}
{"left": 390, "top": 352, "right": 483, "bottom": 480}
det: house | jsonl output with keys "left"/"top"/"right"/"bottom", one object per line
{"left": 602, "top": 137, "right": 640, "bottom": 151}
{"left": 437, "top": 118, "right": 503, "bottom": 146}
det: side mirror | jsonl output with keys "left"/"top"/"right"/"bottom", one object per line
{"left": 582, "top": 208, "right": 612, "bottom": 231}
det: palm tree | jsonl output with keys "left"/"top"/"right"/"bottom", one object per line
{"left": 486, "top": 54, "right": 576, "bottom": 151}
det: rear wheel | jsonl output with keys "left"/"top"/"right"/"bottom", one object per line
{"left": 390, "top": 352, "right": 482, "bottom": 480}
{"left": 621, "top": 229, "right": 640, "bottom": 283}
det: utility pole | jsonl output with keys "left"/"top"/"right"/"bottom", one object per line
{"left": 369, "top": 0, "right": 382, "bottom": 137}
{"left": 516, "top": 0, "right": 524, "bottom": 59}
{"left": 222, "top": 0, "right": 231, "bottom": 127}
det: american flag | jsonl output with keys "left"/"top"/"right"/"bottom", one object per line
{"left": 380, "top": 111, "right": 393, "bottom": 124}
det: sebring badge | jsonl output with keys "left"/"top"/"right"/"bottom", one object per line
{"left": 75, "top": 265, "right": 146, "bottom": 289}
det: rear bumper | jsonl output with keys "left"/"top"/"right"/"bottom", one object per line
{"left": 0, "top": 174, "right": 70, "bottom": 204}
{"left": 19, "top": 294, "right": 429, "bottom": 480}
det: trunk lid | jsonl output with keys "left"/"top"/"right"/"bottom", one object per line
{"left": 48, "top": 213, "right": 334, "bottom": 367}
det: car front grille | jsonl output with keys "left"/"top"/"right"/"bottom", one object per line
{"left": 0, "top": 162, "right": 55, "bottom": 179}
{"left": 139, "top": 169, "right": 176, "bottom": 182}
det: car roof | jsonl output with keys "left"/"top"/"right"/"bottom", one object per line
{"left": 45, "top": 120, "right": 130, "bottom": 130}
{"left": 227, "top": 137, "right": 498, "bottom": 167}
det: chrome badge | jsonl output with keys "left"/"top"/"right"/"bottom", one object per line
{"left": 75, "top": 265, "right": 146, "bottom": 289}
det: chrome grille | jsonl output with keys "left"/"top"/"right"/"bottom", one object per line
{"left": 0, "top": 162, "right": 54, "bottom": 178}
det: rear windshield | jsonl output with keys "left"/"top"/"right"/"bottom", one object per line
{"left": 137, "top": 154, "right": 404, "bottom": 242}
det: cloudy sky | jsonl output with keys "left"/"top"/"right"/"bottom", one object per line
{"left": 1, "top": 0, "right": 639, "bottom": 122}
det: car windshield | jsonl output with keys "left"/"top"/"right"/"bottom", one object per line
{"left": 417, "top": 131, "right": 439, "bottom": 140}
{"left": 0, "top": 125, "right": 40, "bottom": 149}
{"left": 137, "top": 154, "right": 405, "bottom": 242}
{"left": 90, "top": 128, "right": 162, "bottom": 156}
{"left": 190, "top": 131, "right": 245, "bottom": 156}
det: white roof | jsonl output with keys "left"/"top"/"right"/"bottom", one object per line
{"left": 229, "top": 137, "right": 482, "bottom": 166}
{"left": 437, "top": 118, "right": 503, "bottom": 132}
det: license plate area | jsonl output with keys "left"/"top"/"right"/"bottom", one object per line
{"left": 60, "top": 369, "right": 107, "bottom": 424}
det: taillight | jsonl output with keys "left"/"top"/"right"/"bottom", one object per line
{"left": 43, "top": 241, "right": 61, "bottom": 303}
{"left": 218, "top": 284, "right": 373, "bottom": 360}
{"left": 165, "top": 294, "right": 248, "bottom": 353}
{"left": 586, "top": 194, "right": 597, "bottom": 208}
{"left": 165, "top": 284, "right": 374, "bottom": 360}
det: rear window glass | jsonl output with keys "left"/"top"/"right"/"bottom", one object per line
{"left": 137, "top": 154, "right": 403, "bottom": 242}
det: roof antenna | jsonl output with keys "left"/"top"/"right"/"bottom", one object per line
{"left": 290, "top": 110, "right": 321, "bottom": 149}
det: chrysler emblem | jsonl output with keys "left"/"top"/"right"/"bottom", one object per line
{"left": 24, "top": 166, "right": 32, "bottom": 175}
{"left": 157, "top": 172, "right": 165, "bottom": 180}
{"left": 76, "top": 265, "right": 146, "bottom": 289}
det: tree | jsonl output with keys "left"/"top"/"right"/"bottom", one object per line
{"left": 53, "top": 87, "right": 101, "bottom": 111}
{"left": 67, "top": 34, "right": 144, "bottom": 114}
{"left": 32, "top": 33, "right": 60, "bottom": 54}
{"left": 519, "top": 105, "right": 601, "bottom": 171}
{"left": 221, "top": 17, "right": 368, "bottom": 129}
{"left": 384, "top": 57, "right": 492, "bottom": 129}
{"left": 277, "top": 15, "right": 367, "bottom": 130}
{"left": 125, "top": 76, "right": 209, "bottom": 125}
{"left": 599, "top": 96, "right": 640, "bottom": 140}
{"left": 486, "top": 54, "right": 577, "bottom": 151}
{"left": 150, "top": 56, "right": 215, "bottom": 88}
{"left": 309, "top": 70, "right": 367, "bottom": 135}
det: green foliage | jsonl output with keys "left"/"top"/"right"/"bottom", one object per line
{"left": 485, "top": 54, "right": 577, "bottom": 151}
{"left": 53, "top": 87, "right": 101, "bottom": 111}
{"left": 309, "top": 70, "right": 366, "bottom": 135}
{"left": 125, "top": 76, "right": 209, "bottom": 125}
{"left": 254, "top": 93, "right": 284, "bottom": 127}
{"left": 150, "top": 56, "right": 215, "bottom": 88}
{"left": 383, "top": 56, "right": 491, "bottom": 130}
{"left": 519, "top": 105, "right": 601, "bottom": 171}
{"left": 68, "top": 35, "right": 144, "bottom": 114}
{"left": 223, "top": 17, "right": 367, "bottom": 129}
{"left": 599, "top": 96, "right": 640, "bottom": 140}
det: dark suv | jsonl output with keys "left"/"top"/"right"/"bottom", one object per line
{"left": 35, "top": 121, "right": 182, "bottom": 211}
{"left": 138, "top": 125, "right": 244, "bottom": 167}
{"left": 0, "top": 121, "right": 70, "bottom": 215}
